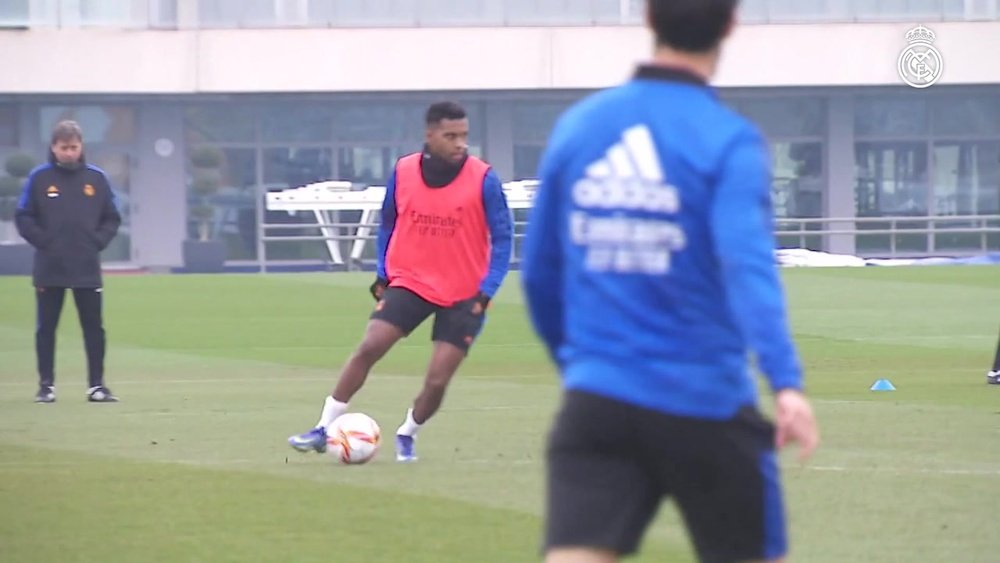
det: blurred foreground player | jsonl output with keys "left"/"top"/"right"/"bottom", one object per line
{"left": 521, "top": 1, "right": 819, "bottom": 561}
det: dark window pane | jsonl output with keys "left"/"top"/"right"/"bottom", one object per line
{"left": 931, "top": 95, "right": 1000, "bottom": 136}
{"left": 187, "top": 147, "right": 258, "bottom": 260}
{"left": 0, "top": 105, "right": 17, "bottom": 146}
{"left": 933, "top": 141, "right": 1000, "bottom": 215}
{"left": 90, "top": 150, "right": 132, "bottom": 262}
{"left": 334, "top": 103, "right": 426, "bottom": 143}
{"left": 736, "top": 98, "right": 826, "bottom": 137}
{"left": 260, "top": 105, "right": 333, "bottom": 143}
{"left": 338, "top": 146, "right": 408, "bottom": 185}
{"left": 855, "top": 141, "right": 929, "bottom": 216}
{"left": 513, "top": 144, "right": 544, "bottom": 180}
{"left": 263, "top": 147, "right": 333, "bottom": 189}
{"left": 0, "top": 0, "right": 29, "bottom": 25}
{"left": 185, "top": 105, "right": 257, "bottom": 144}
{"left": 771, "top": 142, "right": 824, "bottom": 218}
{"left": 39, "top": 106, "right": 136, "bottom": 144}
{"left": 512, "top": 101, "right": 573, "bottom": 143}
{"left": 855, "top": 97, "right": 929, "bottom": 137}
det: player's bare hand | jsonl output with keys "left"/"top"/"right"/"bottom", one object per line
{"left": 774, "top": 389, "right": 819, "bottom": 462}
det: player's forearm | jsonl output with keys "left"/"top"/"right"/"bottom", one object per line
{"left": 479, "top": 172, "right": 513, "bottom": 297}
{"left": 375, "top": 224, "right": 390, "bottom": 279}
{"left": 480, "top": 226, "right": 512, "bottom": 297}
{"left": 375, "top": 179, "right": 398, "bottom": 280}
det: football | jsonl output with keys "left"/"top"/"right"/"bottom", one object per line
{"left": 325, "top": 413, "right": 381, "bottom": 464}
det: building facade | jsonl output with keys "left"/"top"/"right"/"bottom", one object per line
{"left": 1, "top": 0, "right": 998, "bottom": 268}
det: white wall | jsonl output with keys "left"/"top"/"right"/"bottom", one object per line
{"left": 0, "top": 21, "right": 997, "bottom": 93}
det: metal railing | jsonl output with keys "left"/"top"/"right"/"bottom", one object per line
{"left": 775, "top": 214, "right": 1000, "bottom": 256}
{"left": 258, "top": 212, "right": 1000, "bottom": 272}
{"left": 2, "top": 0, "right": 997, "bottom": 30}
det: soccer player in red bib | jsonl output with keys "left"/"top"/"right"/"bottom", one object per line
{"left": 289, "top": 102, "right": 513, "bottom": 462}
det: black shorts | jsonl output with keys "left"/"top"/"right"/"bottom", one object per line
{"left": 370, "top": 287, "right": 486, "bottom": 352}
{"left": 545, "top": 390, "right": 786, "bottom": 562}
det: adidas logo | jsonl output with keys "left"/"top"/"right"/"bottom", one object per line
{"left": 572, "top": 124, "right": 679, "bottom": 214}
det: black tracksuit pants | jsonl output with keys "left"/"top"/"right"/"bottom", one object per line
{"left": 993, "top": 328, "right": 1000, "bottom": 372}
{"left": 35, "top": 287, "right": 105, "bottom": 389}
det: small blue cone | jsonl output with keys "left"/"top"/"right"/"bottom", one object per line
{"left": 870, "top": 379, "right": 896, "bottom": 391}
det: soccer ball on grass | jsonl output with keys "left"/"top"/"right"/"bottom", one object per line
{"left": 325, "top": 413, "right": 381, "bottom": 464}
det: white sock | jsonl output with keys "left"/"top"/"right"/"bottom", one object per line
{"left": 316, "top": 396, "right": 349, "bottom": 430}
{"left": 396, "top": 408, "right": 422, "bottom": 437}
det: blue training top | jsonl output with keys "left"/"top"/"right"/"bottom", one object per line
{"left": 521, "top": 65, "right": 803, "bottom": 420}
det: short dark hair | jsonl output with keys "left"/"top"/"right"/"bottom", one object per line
{"left": 51, "top": 120, "right": 83, "bottom": 144}
{"left": 425, "top": 101, "right": 467, "bottom": 126}
{"left": 647, "top": 0, "right": 738, "bottom": 53}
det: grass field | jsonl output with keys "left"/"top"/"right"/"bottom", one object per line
{"left": 1, "top": 267, "right": 998, "bottom": 562}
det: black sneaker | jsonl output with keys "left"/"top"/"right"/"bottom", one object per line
{"left": 34, "top": 386, "right": 55, "bottom": 403}
{"left": 87, "top": 386, "right": 119, "bottom": 403}
{"left": 988, "top": 371, "right": 1000, "bottom": 385}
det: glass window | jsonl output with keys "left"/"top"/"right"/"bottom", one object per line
{"left": 855, "top": 0, "right": 946, "bottom": 20}
{"left": 623, "top": 0, "right": 645, "bottom": 23}
{"left": 933, "top": 141, "right": 1000, "bottom": 215}
{"left": 89, "top": 150, "right": 132, "bottom": 261}
{"left": 513, "top": 144, "right": 544, "bottom": 180}
{"left": 198, "top": 0, "right": 277, "bottom": 27}
{"left": 263, "top": 147, "right": 333, "bottom": 189}
{"left": 312, "top": 0, "right": 418, "bottom": 27}
{"left": 334, "top": 103, "right": 425, "bottom": 143}
{"left": 338, "top": 146, "right": 408, "bottom": 185}
{"left": 761, "top": 0, "right": 838, "bottom": 21}
{"left": 771, "top": 142, "right": 824, "bottom": 218}
{"left": 855, "top": 97, "right": 929, "bottom": 137}
{"left": 38, "top": 106, "right": 136, "bottom": 145}
{"left": 261, "top": 147, "right": 334, "bottom": 261}
{"left": 0, "top": 105, "right": 17, "bottom": 146}
{"left": 588, "top": 0, "right": 626, "bottom": 24}
{"left": 941, "top": 0, "right": 967, "bottom": 18}
{"left": 151, "top": 0, "right": 178, "bottom": 27}
{"left": 504, "top": 0, "right": 595, "bottom": 25}
{"left": 260, "top": 105, "right": 333, "bottom": 143}
{"left": 185, "top": 105, "right": 257, "bottom": 144}
{"left": 855, "top": 142, "right": 929, "bottom": 216}
{"left": 333, "top": 101, "right": 484, "bottom": 147}
{"left": 512, "top": 101, "right": 572, "bottom": 143}
{"left": 738, "top": 0, "right": 770, "bottom": 22}
{"left": 931, "top": 95, "right": 1000, "bottom": 136}
{"left": 736, "top": 98, "right": 826, "bottom": 138}
{"left": 79, "top": 0, "right": 135, "bottom": 25}
{"left": 415, "top": 0, "right": 501, "bottom": 25}
{"left": 0, "top": 0, "right": 29, "bottom": 26}
{"left": 187, "top": 147, "right": 258, "bottom": 260}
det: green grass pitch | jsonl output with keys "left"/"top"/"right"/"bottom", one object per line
{"left": 0, "top": 267, "right": 998, "bottom": 562}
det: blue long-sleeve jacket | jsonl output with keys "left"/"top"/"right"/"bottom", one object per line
{"left": 521, "top": 65, "right": 803, "bottom": 419}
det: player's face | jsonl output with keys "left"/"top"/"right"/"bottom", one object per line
{"left": 51, "top": 138, "right": 83, "bottom": 164}
{"left": 425, "top": 118, "right": 469, "bottom": 165}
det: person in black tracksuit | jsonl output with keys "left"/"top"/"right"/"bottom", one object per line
{"left": 14, "top": 120, "right": 121, "bottom": 403}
